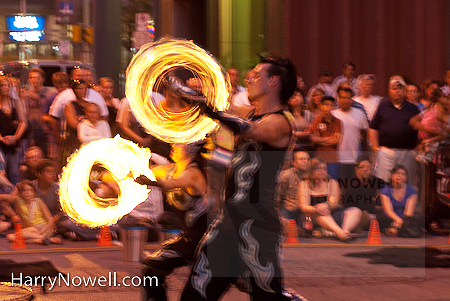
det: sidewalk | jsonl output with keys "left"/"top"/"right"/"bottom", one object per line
{"left": 0, "top": 231, "right": 449, "bottom": 300}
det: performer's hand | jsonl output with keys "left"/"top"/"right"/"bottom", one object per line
{"left": 134, "top": 175, "right": 161, "bottom": 187}
{"left": 162, "top": 75, "right": 206, "bottom": 105}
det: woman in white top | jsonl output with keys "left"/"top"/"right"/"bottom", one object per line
{"left": 78, "top": 103, "right": 111, "bottom": 144}
{"left": 298, "top": 158, "right": 362, "bottom": 242}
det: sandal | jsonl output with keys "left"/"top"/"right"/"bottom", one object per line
{"left": 337, "top": 232, "right": 355, "bottom": 243}
{"left": 49, "top": 236, "right": 62, "bottom": 244}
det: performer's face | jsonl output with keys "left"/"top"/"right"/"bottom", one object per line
{"left": 170, "top": 144, "right": 187, "bottom": 163}
{"left": 247, "top": 63, "right": 270, "bottom": 102}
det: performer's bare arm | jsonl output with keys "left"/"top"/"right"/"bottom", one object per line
{"left": 240, "top": 114, "right": 291, "bottom": 148}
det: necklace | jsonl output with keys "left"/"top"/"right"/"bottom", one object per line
{"left": 392, "top": 186, "right": 405, "bottom": 202}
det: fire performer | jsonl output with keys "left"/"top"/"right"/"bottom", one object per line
{"left": 175, "top": 55, "right": 297, "bottom": 300}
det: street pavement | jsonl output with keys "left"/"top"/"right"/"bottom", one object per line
{"left": 0, "top": 231, "right": 449, "bottom": 301}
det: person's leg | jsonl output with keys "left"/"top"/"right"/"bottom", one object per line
{"left": 142, "top": 238, "right": 188, "bottom": 301}
{"left": 5, "top": 151, "right": 20, "bottom": 185}
{"left": 373, "top": 147, "right": 396, "bottom": 183}
{"left": 338, "top": 207, "right": 363, "bottom": 233}
{"left": 0, "top": 221, "right": 11, "bottom": 233}
{"left": 397, "top": 149, "right": 418, "bottom": 187}
{"left": 315, "top": 214, "right": 346, "bottom": 238}
{"left": 57, "top": 218, "right": 99, "bottom": 240}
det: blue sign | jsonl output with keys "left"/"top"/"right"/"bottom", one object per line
{"left": 6, "top": 16, "right": 45, "bottom": 31}
{"left": 59, "top": 1, "right": 74, "bottom": 15}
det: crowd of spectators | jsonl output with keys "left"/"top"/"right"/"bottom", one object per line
{"left": 1, "top": 60, "right": 450, "bottom": 245}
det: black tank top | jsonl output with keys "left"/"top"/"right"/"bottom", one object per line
{"left": 224, "top": 110, "right": 291, "bottom": 208}
{"left": 0, "top": 99, "right": 20, "bottom": 153}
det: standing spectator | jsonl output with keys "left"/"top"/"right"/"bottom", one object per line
{"left": 354, "top": 74, "right": 382, "bottom": 122}
{"left": 306, "top": 71, "right": 336, "bottom": 103}
{"left": 298, "top": 158, "right": 361, "bottom": 242}
{"left": 0, "top": 76, "right": 28, "bottom": 184}
{"left": 288, "top": 89, "right": 313, "bottom": 151}
{"left": 49, "top": 72, "right": 71, "bottom": 162}
{"left": 410, "top": 89, "right": 449, "bottom": 161}
{"left": 98, "top": 77, "right": 120, "bottom": 136}
{"left": 332, "top": 62, "right": 358, "bottom": 95}
{"left": 19, "top": 146, "right": 44, "bottom": 181}
{"left": 369, "top": 76, "right": 419, "bottom": 185}
{"left": 406, "top": 83, "right": 425, "bottom": 111}
{"left": 419, "top": 79, "right": 440, "bottom": 109}
{"left": 308, "top": 86, "right": 326, "bottom": 120}
{"left": 310, "top": 96, "right": 341, "bottom": 180}
{"left": 21, "top": 68, "right": 58, "bottom": 157}
{"left": 227, "top": 67, "right": 250, "bottom": 107}
{"left": 275, "top": 151, "right": 310, "bottom": 223}
{"left": 78, "top": 103, "right": 112, "bottom": 144}
{"left": 49, "top": 67, "right": 108, "bottom": 147}
{"left": 332, "top": 87, "right": 369, "bottom": 180}
{"left": 62, "top": 79, "right": 91, "bottom": 162}
{"left": 51, "top": 72, "right": 71, "bottom": 93}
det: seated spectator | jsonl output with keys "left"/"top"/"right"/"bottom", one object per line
{"left": 0, "top": 171, "right": 15, "bottom": 234}
{"left": 275, "top": 151, "right": 310, "bottom": 223}
{"left": 288, "top": 89, "right": 314, "bottom": 151}
{"left": 378, "top": 165, "right": 423, "bottom": 237}
{"left": 6, "top": 180, "right": 61, "bottom": 244}
{"left": 340, "top": 155, "right": 384, "bottom": 230}
{"left": 78, "top": 103, "right": 112, "bottom": 144}
{"left": 19, "top": 146, "right": 44, "bottom": 181}
{"left": 298, "top": 158, "right": 362, "bottom": 242}
{"left": 310, "top": 96, "right": 341, "bottom": 180}
{"left": 32, "top": 159, "right": 60, "bottom": 219}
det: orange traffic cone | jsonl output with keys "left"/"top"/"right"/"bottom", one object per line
{"left": 367, "top": 220, "right": 382, "bottom": 245}
{"left": 97, "top": 226, "right": 113, "bottom": 246}
{"left": 11, "top": 223, "right": 26, "bottom": 249}
{"left": 285, "top": 219, "right": 299, "bottom": 243}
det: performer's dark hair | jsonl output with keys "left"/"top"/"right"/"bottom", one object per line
{"left": 259, "top": 55, "right": 297, "bottom": 105}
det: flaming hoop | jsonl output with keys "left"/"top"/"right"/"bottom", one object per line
{"left": 59, "top": 136, "right": 155, "bottom": 227}
{"left": 125, "top": 37, "right": 229, "bottom": 144}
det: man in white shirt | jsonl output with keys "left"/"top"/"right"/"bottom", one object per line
{"left": 353, "top": 74, "right": 382, "bottom": 122}
{"left": 332, "top": 87, "right": 369, "bottom": 180}
{"left": 227, "top": 67, "right": 250, "bottom": 107}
